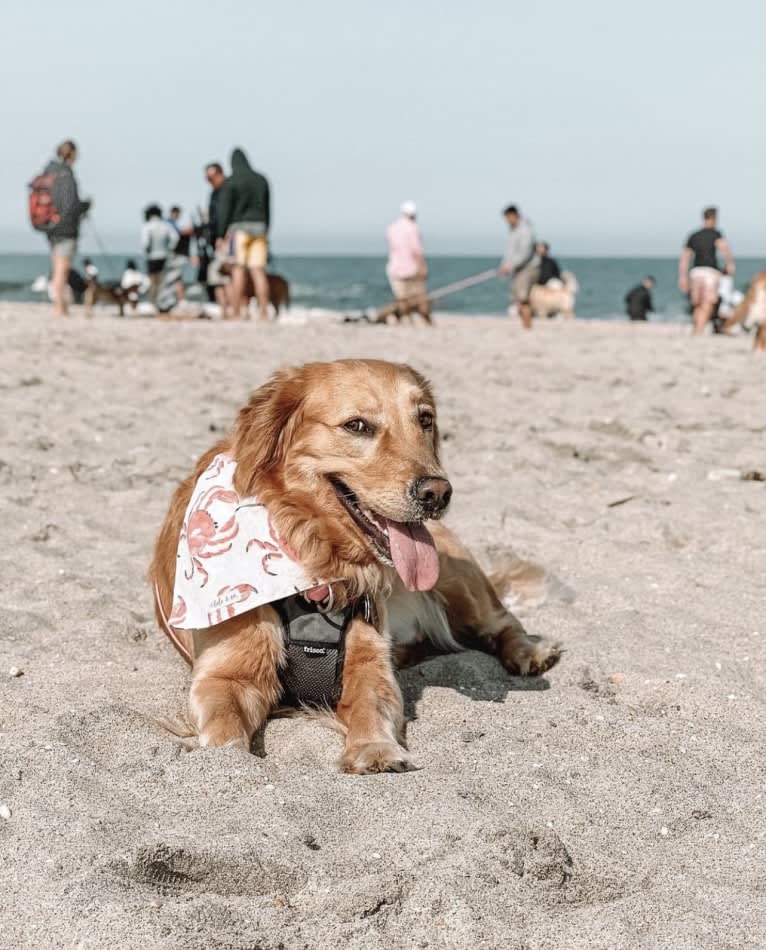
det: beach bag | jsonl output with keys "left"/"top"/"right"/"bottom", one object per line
{"left": 28, "top": 171, "right": 61, "bottom": 231}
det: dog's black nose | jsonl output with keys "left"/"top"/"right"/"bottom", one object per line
{"left": 411, "top": 476, "right": 452, "bottom": 515}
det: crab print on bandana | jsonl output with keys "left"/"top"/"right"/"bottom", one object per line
{"left": 170, "top": 453, "right": 330, "bottom": 629}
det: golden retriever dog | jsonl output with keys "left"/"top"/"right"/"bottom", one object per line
{"left": 529, "top": 272, "right": 578, "bottom": 321}
{"left": 722, "top": 270, "right": 766, "bottom": 351}
{"left": 150, "top": 359, "right": 561, "bottom": 773}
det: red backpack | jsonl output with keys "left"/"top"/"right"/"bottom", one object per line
{"left": 28, "top": 171, "right": 61, "bottom": 232}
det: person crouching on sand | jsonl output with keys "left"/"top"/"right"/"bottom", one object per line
{"left": 121, "top": 259, "right": 150, "bottom": 305}
{"left": 534, "top": 241, "right": 562, "bottom": 287}
{"left": 625, "top": 276, "right": 656, "bottom": 321}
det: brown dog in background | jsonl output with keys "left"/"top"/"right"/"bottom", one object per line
{"left": 375, "top": 292, "right": 433, "bottom": 326}
{"left": 218, "top": 263, "right": 290, "bottom": 316}
{"left": 150, "top": 359, "right": 560, "bottom": 773}
{"left": 83, "top": 279, "right": 139, "bottom": 317}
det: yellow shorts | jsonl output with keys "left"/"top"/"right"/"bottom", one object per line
{"left": 234, "top": 232, "right": 268, "bottom": 269}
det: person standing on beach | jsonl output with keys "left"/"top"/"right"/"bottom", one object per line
{"left": 678, "top": 206, "right": 735, "bottom": 335}
{"left": 625, "top": 276, "right": 656, "bottom": 321}
{"left": 203, "top": 162, "right": 232, "bottom": 315}
{"left": 141, "top": 205, "right": 177, "bottom": 305}
{"left": 385, "top": 200, "right": 430, "bottom": 319}
{"left": 34, "top": 141, "right": 91, "bottom": 318}
{"left": 167, "top": 206, "right": 194, "bottom": 304}
{"left": 499, "top": 205, "right": 539, "bottom": 328}
{"left": 205, "top": 162, "right": 226, "bottom": 245}
{"left": 218, "top": 147, "right": 271, "bottom": 320}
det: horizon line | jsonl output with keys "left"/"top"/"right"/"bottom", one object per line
{"left": 1, "top": 249, "right": 765, "bottom": 261}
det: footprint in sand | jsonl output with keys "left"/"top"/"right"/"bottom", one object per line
{"left": 111, "top": 842, "right": 307, "bottom": 898}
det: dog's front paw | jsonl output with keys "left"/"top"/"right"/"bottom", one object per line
{"left": 500, "top": 633, "right": 561, "bottom": 677}
{"left": 341, "top": 740, "right": 413, "bottom": 775}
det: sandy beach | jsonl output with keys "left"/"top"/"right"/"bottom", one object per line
{"left": 0, "top": 302, "right": 764, "bottom": 950}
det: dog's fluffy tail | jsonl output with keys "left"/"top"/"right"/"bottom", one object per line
{"left": 561, "top": 270, "right": 579, "bottom": 294}
{"left": 487, "top": 552, "right": 574, "bottom": 613}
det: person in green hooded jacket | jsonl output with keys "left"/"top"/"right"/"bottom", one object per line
{"left": 217, "top": 147, "right": 271, "bottom": 320}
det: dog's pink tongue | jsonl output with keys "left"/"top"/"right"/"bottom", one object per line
{"left": 385, "top": 520, "right": 440, "bottom": 591}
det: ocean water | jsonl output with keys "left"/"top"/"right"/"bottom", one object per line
{"left": 0, "top": 253, "right": 763, "bottom": 321}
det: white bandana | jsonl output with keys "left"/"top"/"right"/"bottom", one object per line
{"left": 170, "top": 453, "right": 330, "bottom": 629}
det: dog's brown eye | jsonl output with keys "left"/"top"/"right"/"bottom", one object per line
{"left": 343, "top": 418, "right": 372, "bottom": 435}
{"left": 419, "top": 411, "right": 434, "bottom": 431}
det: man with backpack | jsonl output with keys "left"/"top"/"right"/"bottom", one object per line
{"left": 29, "top": 140, "right": 91, "bottom": 317}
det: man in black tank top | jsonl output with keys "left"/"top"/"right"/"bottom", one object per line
{"left": 678, "top": 207, "right": 735, "bottom": 335}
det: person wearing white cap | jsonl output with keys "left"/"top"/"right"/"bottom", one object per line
{"left": 383, "top": 200, "right": 431, "bottom": 323}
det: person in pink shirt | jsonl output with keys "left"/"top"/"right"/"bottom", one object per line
{"left": 383, "top": 200, "right": 431, "bottom": 323}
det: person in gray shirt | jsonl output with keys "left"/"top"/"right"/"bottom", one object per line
{"left": 141, "top": 204, "right": 178, "bottom": 305}
{"left": 499, "top": 205, "right": 539, "bottom": 329}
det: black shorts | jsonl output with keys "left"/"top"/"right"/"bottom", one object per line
{"left": 147, "top": 259, "right": 165, "bottom": 275}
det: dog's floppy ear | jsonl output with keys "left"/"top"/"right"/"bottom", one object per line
{"left": 232, "top": 367, "right": 305, "bottom": 495}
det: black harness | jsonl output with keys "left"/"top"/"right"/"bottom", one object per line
{"left": 274, "top": 593, "right": 375, "bottom": 708}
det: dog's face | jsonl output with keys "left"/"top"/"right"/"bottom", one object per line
{"left": 233, "top": 360, "right": 452, "bottom": 591}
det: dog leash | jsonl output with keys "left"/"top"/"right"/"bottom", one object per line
{"left": 82, "top": 218, "right": 118, "bottom": 282}
{"left": 427, "top": 268, "right": 500, "bottom": 302}
{"left": 380, "top": 267, "right": 499, "bottom": 311}
{"left": 154, "top": 582, "right": 193, "bottom": 666}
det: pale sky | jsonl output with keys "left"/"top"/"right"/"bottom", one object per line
{"left": 1, "top": 0, "right": 765, "bottom": 255}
